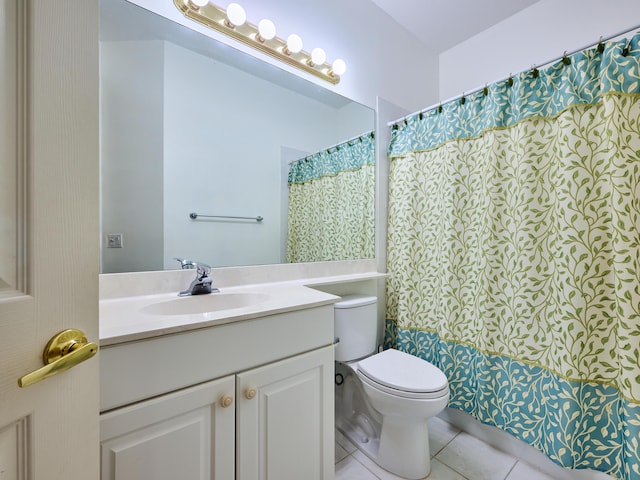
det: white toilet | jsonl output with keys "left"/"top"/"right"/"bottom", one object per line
{"left": 334, "top": 295, "right": 449, "bottom": 480}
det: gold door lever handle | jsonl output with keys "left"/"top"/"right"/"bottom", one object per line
{"left": 18, "top": 329, "right": 98, "bottom": 388}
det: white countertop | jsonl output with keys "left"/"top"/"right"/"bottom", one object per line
{"left": 100, "top": 272, "right": 386, "bottom": 346}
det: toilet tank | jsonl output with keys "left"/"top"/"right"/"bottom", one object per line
{"left": 334, "top": 295, "right": 378, "bottom": 362}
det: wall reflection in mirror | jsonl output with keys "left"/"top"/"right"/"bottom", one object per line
{"left": 100, "top": 0, "right": 375, "bottom": 273}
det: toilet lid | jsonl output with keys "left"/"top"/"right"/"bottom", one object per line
{"left": 357, "top": 349, "right": 448, "bottom": 395}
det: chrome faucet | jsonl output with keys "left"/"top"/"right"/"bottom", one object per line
{"left": 174, "top": 258, "right": 219, "bottom": 296}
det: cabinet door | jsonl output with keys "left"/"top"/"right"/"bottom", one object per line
{"left": 100, "top": 375, "right": 235, "bottom": 480}
{"left": 237, "top": 346, "right": 334, "bottom": 480}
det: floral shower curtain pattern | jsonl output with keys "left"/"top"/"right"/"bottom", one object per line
{"left": 287, "top": 132, "right": 375, "bottom": 263}
{"left": 386, "top": 35, "right": 640, "bottom": 479}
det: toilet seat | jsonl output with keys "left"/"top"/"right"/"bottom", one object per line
{"left": 357, "top": 349, "right": 449, "bottom": 399}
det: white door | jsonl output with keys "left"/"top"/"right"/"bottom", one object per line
{"left": 0, "top": 0, "right": 100, "bottom": 478}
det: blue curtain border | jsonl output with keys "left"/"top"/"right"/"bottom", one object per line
{"left": 385, "top": 321, "right": 640, "bottom": 480}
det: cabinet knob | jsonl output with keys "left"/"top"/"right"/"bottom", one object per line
{"left": 244, "top": 387, "right": 257, "bottom": 400}
{"left": 220, "top": 395, "right": 233, "bottom": 408}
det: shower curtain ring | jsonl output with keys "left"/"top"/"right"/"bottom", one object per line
{"left": 531, "top": 65, "right": 539, "bottom": 78}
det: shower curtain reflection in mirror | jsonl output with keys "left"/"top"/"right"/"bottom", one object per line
{"left": 286, "top": 132, "right": 375, "bottom": 263}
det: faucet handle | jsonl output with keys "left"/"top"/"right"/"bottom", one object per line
{"left": 193, "top": 262, "right": 211, "bottom": 279}
{"left": 174, "top": 257, "right": 195, "bottom": 269}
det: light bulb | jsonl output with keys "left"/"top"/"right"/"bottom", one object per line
{"left": 331, "top": 58, "right": 346, "bottom": 76}
{"left": 226, "top": 3, "right": 246, "bottom": 27}
{"left": 190, "top": 0, "right": 208, "bottom": 6}
{"left": 257, "top": 19, "right": 276, "bottom": 41}
{"left": 286, "top": 34, "right": 303, "bottom": 54}
{"left": 311, "top": 47, "right": 326, "bottom": 65}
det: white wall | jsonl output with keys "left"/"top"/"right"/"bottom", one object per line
{"left": 439, "top": 0, "right": 640, "bottom": 100}
{"left": 236, "top": 0, "right": 440, "bottom": 112}
{"left": 129, "top": 0, "right": 439, "bottom": 113}
{"left": 101, "top": 41, "right": 165, "bottom": 273}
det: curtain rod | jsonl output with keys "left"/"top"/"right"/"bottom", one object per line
{"left": 388, "top": 22, "right": 640, "bottom": 127}
{"left": 288, "top": 130, "right": 375, "bottom": 165}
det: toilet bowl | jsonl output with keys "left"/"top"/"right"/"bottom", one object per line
{"left": 334, "top": 296, "right": 450, "bottom": 480}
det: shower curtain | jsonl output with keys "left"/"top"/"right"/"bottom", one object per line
{"left": 385, "top": 34, "right": 640, "bottom": 479}
{"left": 287, "top": 132, "right": 375, "bottom": 263}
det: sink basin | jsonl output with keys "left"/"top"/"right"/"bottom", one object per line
{"left": 141, "top": 293, "right": 269, "bottom": 316}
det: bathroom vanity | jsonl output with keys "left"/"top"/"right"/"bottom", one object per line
{"left": 98, "top": 266, "right": 385, "bottom": 480}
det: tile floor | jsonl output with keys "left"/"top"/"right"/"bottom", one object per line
{"left": 335, "top": 416, "right": 558, "bottom": 480}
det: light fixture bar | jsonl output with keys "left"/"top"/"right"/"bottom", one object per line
{"left": 174, "top": 0, "right": 341, "bottom": 84}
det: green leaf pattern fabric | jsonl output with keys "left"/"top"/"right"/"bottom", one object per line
{"left": 385, "top": 35, "right": 640, "bottom": 479}
{"left": 287, "top": 133, "right": 375, "bottom": 263}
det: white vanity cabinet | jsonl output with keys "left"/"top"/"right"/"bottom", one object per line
{"left": 99, "top": 305, "right": 335, "bottom": 480}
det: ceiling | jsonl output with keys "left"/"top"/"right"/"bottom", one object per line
{"left": 369, "top": 0, "right": 541, "bottom": 53}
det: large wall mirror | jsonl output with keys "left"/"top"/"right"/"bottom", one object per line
{"left": 100, "top": 0, "right": 375, "bottom": 274}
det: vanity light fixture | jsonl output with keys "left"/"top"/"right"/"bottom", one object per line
{"left": 309, "top": 47, "right": 326, "bottom": 66}
{"left": 257, "top": 19, "right": 276, "bottom": 42}
{"left": 331, "top": 58, "right": 347, "bottom": 76}
{"left": 175, "top": 0, "right": 345, "bottom": 84}
{"left": 225, "top": 2, "right": 245, "bottom": 27}
{"left": 285, "top": 34, "right": 303, "bottom": 55}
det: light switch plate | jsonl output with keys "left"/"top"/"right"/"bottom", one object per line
{"left": 106, "top": 233, "right": 123, "bottom": 248}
